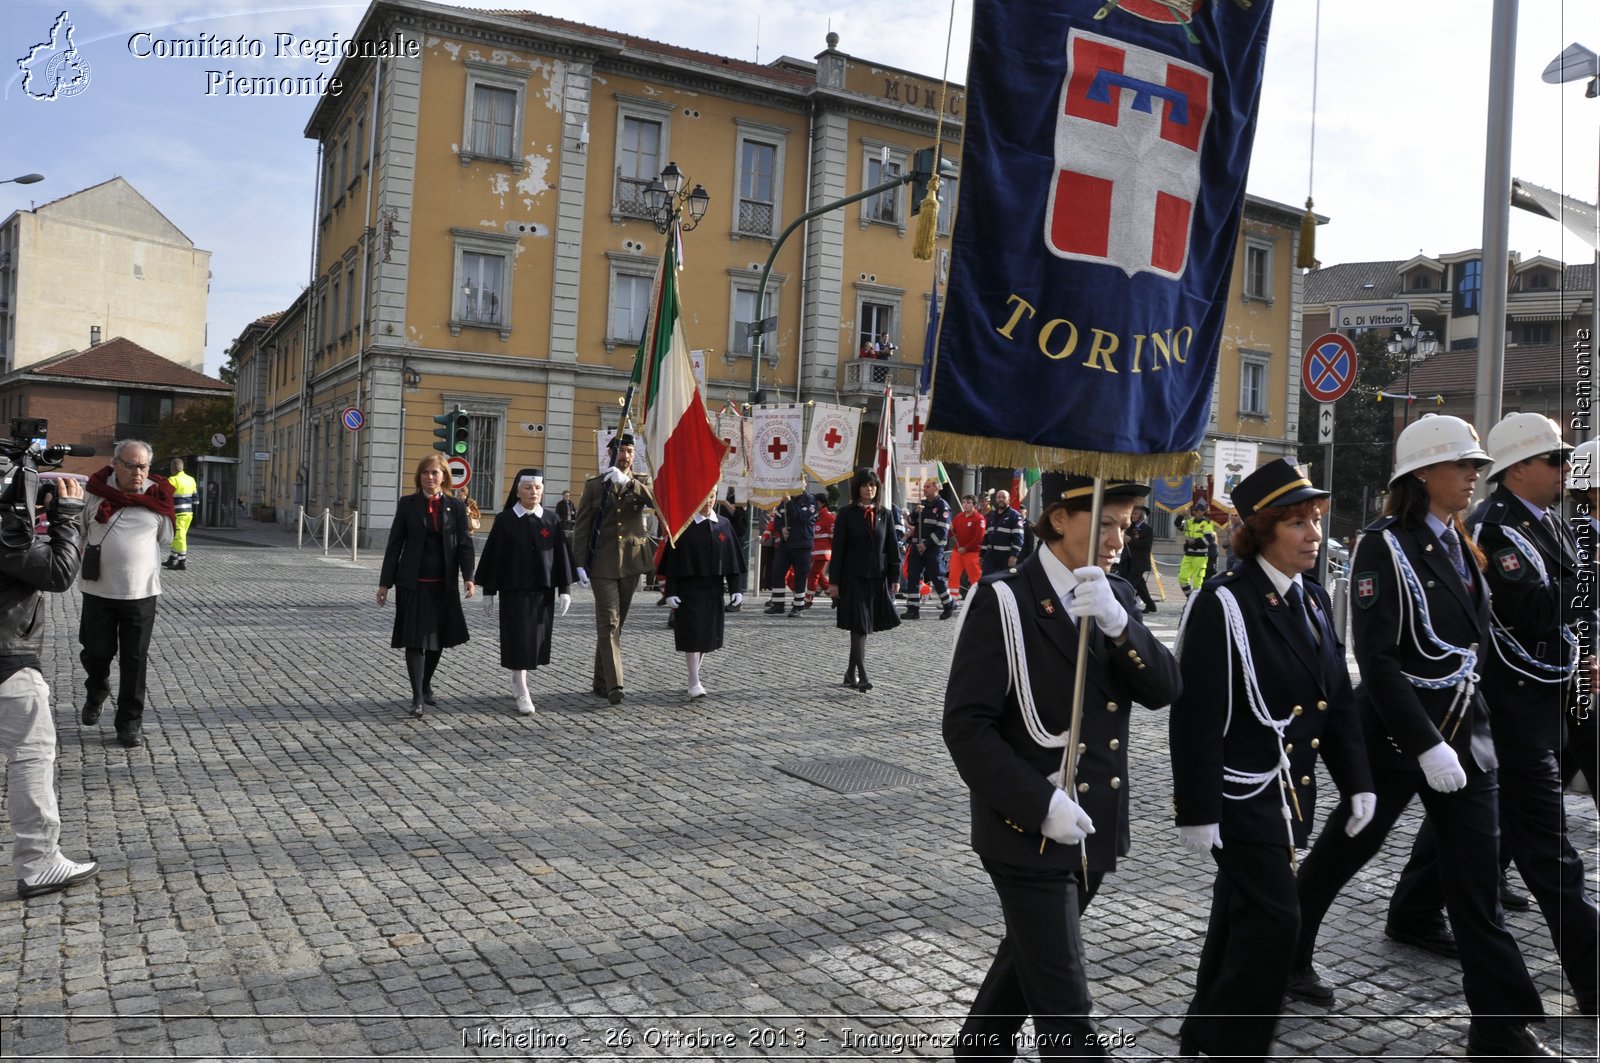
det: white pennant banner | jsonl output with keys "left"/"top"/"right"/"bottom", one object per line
{"left": 716, "top": 406, "right": 751, "bottom": 502}
{"left": 749, "top": 404, "right": 805, "bottom": 508}
{"left": 802, "top": 403, "right": 861, "bottom": 487}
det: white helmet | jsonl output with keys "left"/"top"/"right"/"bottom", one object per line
{"left": 1390, "top": 414, "right": 1492, "bottom": 484}
{"left": 1569, "top": 438, "right": 1600, "bottom": 492}
{"left": 1485, "top": 412, "right": 1571, "bottom": 480}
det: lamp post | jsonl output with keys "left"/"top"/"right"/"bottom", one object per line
{"left": 0, "top": 174, "right": 43, "bottom": 186}
{"left": 1387, "top": 325, "right": 1438, "bottom": 425}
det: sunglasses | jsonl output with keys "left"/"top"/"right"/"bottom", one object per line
{"left": 1536, "top": 451, "right": 1570, "bottom": 468}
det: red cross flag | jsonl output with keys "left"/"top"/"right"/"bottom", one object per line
{"left": 749, "top": 403, "right": 805, "bottom": 509}
{"left": 894, "top": 393, "right": 928, "bottom": 464}
{"left": 716, "top": 402, "right": 751, "bottom": 502}
{"left": 802, "top": 403, "right": 862, "bottom": 487}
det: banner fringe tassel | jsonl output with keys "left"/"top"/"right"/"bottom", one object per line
{"left": 920, "top": 429, "right": 1201, "bottom": 480}
{"left": 912, "top": 177, "right": 941, "bottom": 261}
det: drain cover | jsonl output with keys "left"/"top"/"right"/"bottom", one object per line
{"left": 775, "top": 755, "right": 926, "bottom": 794}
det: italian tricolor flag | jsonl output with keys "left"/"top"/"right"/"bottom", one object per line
{"left": 631, "top": 230, "right": 728, "bottom": 544}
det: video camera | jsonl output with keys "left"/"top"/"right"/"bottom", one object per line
{"left": 0, "top": 418, "right": 95, "bottom": 547}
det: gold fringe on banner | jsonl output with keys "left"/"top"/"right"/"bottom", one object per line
{"left": 911, "top": 176, "right": 941, "bottom": 261}
{"left": 920, "top": 429, "right": 1201, "bottom": 480}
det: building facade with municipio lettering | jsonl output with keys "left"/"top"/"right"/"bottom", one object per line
{"left": 226, "top": 0, "right": 1312, "bottom": 537}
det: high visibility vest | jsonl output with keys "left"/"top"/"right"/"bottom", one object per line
{"left": 169, "top": 471, "right": 198, "bottom": 513}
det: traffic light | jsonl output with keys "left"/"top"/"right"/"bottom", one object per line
{"left": 432, "top": 406, "right": 469, "bottom": 455}
{"left": 909, "top": 147, "right": 959, "bottom": 216}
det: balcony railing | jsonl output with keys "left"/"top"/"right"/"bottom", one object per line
{"left": 615, "top": 171, "right": 654, "bottom": 220}
{"left": 737, "top": 200, "right": 774, "bottom": 237}
{"left": 842, "top": 357, "right": 921, "bottom": 397}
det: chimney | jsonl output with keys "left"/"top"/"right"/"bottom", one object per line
{"left": 89, "top": 326, "right": 101, "bottom": 346}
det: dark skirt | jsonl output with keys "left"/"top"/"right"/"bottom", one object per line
{"left": 674, "top": 576, "right": 727, "bottom": 653}
{"left": 391, "top": 580, "right": 470, "bottom": 650}
{"left": 835, "top": 574, "right": 900, "bottom": 635}
{"left": 497, "top": 588, "right": 555, "bottom": 669}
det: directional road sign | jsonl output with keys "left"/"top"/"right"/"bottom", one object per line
{"left": 446, "top": 456, "right": 472, "bottom": 489}
{"left": 1302, "top": 332, "right": 1359, "bottom": 403}
{"left": 1318, "top": 402, "right": 1336, "bottom": 445}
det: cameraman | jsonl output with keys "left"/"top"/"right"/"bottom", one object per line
{"left": 3, "top": 473, "right": 97, "bottom": 898}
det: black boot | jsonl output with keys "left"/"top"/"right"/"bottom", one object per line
{"left": 422, "top": 650, "right": 441, "bottom": 706}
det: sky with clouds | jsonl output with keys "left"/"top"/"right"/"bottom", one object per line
{"left": 0, "top": 0, "right": 1595, "bottom": 377}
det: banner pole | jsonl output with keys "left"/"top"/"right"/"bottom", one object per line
{"left": 1043, "top": 474, "right": 1103, "bottom": 883}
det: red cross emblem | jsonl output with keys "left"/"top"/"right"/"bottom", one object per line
{"left": 1046, "top": 28, "right": 1212, "bottom": 279}
{"left": 908, "top": 415, "right": 926, "bottom": 443}
{"left": 767, "top": 436, "right": 789, "bottom": 462}
{"left": 722, "top": 436, "right": 737, "bottom": 455}
{"left": 823, "top": 427, "right": 843, "bottom": 449}
{"left": 540, "top": 527, "right": 550, "bottom": 538}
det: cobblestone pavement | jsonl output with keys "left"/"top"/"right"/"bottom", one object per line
{"left": 1, "top": 525, "right": 1596, "bottom": 1060}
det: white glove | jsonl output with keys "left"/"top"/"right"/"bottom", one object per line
{"left": 1345, "top": 792, "right": 1377, "bottom": 836}
{"left": 558, "top": 593, "right": 571, "bottom": 617}
{"left": 1418, "top": 742, "right": 1467, "bottom": 793}
{"left": 1178, "top": 824, "right": 1222, "bottom": 855}
{"left": 1040, "top": 789, "right": 1095, "bottom": 846}
{"left": 730, "top": 592, "right": 743, "bottom": 608}
{"left": 1067, "top": 566, "right": 1128, "bottom": 638}
{"left": 665, "top": 595, "right": 682, "bottom": 608}
{"left": 576, "top": 567, "right": 590, "bottom": 588}
{"left": 604, "top": 466, "right": 629, "bottom": 485}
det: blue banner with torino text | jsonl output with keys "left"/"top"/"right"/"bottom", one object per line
{"left": 922, "top": 0, "right": 1275, "bottom": 480}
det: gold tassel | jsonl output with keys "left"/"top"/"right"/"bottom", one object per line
{"left": 912, "top": 176, "right": 941, "bottom": 261}
{"left": 920, "top": 428, "right": 1201, "bottom": 479}
{"left": 1295, "top": 197, "right": 1317, "bottom": 270}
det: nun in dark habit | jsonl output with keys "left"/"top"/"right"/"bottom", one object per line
{"left": 660, "top": 488, "right": 746, "bottom": 698}
{"left": 475, "top": 468, "right": 573, "bottom": 715}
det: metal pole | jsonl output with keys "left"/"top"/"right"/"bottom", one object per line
{"left": 744, "top": 173, "right": 921, "bottom": 580}
{"left": 1319, "top": 438, "right": 1334, "bottom": 587}
{"left": 1046, "top": 476, "right": 1104, "bottom": 876}
{"left": 1474, "top": 0, "right": 1518, "bottom": 435}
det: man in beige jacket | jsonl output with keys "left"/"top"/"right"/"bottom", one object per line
{"left": 572, "top": 434, "right": 655, "bottom": 704}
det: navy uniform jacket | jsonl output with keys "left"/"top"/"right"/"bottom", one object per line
{"left": 912, "top": 495, "right": 953, "bottom": 552}
{"left": 662, "top": 515, "right": 746, "bottom": 595}
{"left": 1471, "top": 484, "right": 1584, "bottom": 752}
{"left": 379, "top": 493, "right": 475, "bottom": 591}
{"left": 772, "top": 493, "right": 819, "bottom": 549}
{"left": 944, "top": 553, "right": 1182, "bottom": 871}
{"left": 1121, "top": 519, "right": 1153, "bottom": 574}
{"left": 1171, "top": 561, "right": 1371, "bottom": 848}
{"left": 1349, "top": 516, "right": 1496, "bottom": 773}
{"left": 982, "top": 506, "right": 1025, "bottom": 563}
{"left": 475, "top": 507, "right": 572, "bottom": 596}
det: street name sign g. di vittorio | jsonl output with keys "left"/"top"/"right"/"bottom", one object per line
{"left": 126, "top": 29, "right": 418, "bottom": 97}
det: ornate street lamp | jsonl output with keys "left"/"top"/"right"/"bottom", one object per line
{"left": 645, "top": 161, "right": 709, "bottom": 234}
{"left": 1387, "top": 326, "right": 1438, "bottom": 424}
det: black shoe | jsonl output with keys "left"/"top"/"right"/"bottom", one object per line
{"left": 724, "top": 602, "right": 741, "bottom": 613}
{"left": 843, "top": 669, "right": 859, "bottom": 689}
{"left": 408, "top": 699, "right": 425, "bottom": 718}
{"left": 903, "top": 607, "right": 920, "bottom": 620}
{"left": 162, "top": 557, "right": 177, "bottom": 569}
{"left": 1177, "top": 1032, "right": 1201, "bottom": 1059}
{"left": 939, "top": 602, "right": 955, "bottom": 620}
{"left": 608, "top": 687, "right": 624, "bottom": 705}
{"left": 81, "top": 698, "right": 104, "bottom": 726}
{"left": 422, "top": 685, "right": 437, "bottom": 707}
{"left": 1500, "top": 873, "right": 1531, "bottom": 912}
{"left": 173, "top": 559, "right": 186, "bottom": 571}
{"left": 1385, "top": 920, "right": 1458, "bottom": 959}
{"left": 763, "top": 602, "right": 785, "bottom": 615}
{"left": 116, "top": 723, "right": 142, "bottom": 747}
{"left": 788, "top": 606, "right": 803, "bottom": 617}
{"left": 1466, "top": 1022, "right": 1559, "bottom": 1060}
{"left": 1142, "top": 604, "right": 1158, "bottom": 613}
{"left": 1285, "top": 964, "right": 1335, "bottom": 1005}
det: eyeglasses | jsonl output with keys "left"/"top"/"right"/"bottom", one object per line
{"left": 1537, "top": 451, "right": 1570, "bottom": 468}
{"left": 116, "top": 460, "right": 150, "bottom": 471}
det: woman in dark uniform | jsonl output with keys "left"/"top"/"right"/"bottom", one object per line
{"left": 1169, "top": 458, "right": 1373, "bottom": 1061}
{"left": 944, "top": 473, "right": 1180, "bottom": 1060}
{"left": 377, "top": 454, "right": 475, "bottom": 717}
{"left": 826, "top": 467, "right": 901, "bottom": 691}
{"left": 661, "top": 488, "right": 746, "bottom": 699}
{"left": 1289, "top": 415, "right": 1553, "bottom": 1060}
{"left": 475, "top": 469, "right": 572, "bottom": 717}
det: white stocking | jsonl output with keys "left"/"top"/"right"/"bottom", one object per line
{"left": 511, "top": 670, "right": 530, "bottom": 700}
{"left": 685, "top": 652, "right": 701, "bottom": 687}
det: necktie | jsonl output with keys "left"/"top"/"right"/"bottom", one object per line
{"left": 1440, "top": 527, "right": 1471, "bottom": 588}
{"left": 1286, "top": 583, "right": 1319, "bottom": 649}
{"left": 866, "top": 506, "right": 875, "bottom": 529}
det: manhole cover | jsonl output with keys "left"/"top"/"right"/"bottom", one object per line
{"left": 775, "top": 755, "right": 926, "bottom": 794}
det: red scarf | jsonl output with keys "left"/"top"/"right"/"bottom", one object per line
{"left": 88, "top": 466, "right": 176, "bottom": 524}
